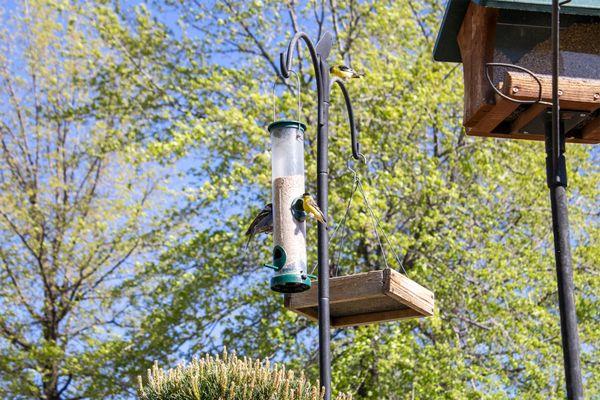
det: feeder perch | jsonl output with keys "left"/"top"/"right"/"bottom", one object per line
{"left": 284, "top": 268, "right": 434, "bottom": 328}
{"left": 269, "top": 120, "right": 311, "bottom": 293}
{"left": 434, "top": 0, "right": 600, "bottom": 143}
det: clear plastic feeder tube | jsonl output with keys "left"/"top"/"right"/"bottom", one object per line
{"left": 269, "top": 120, "right": 309, "bottom": 293}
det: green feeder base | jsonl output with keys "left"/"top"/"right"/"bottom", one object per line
{"left": 271, "top": 273, "right": 311, "bottom": 293}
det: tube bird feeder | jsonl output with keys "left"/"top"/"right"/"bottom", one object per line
{"left": 269, "top": 120, "right": 311, "bottom": 293}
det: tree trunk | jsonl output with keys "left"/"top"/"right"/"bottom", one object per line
{"left": 42, "top": 364, "right": 60, "bottom": 400}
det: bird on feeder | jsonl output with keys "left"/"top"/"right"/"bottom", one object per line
{"left": 330, "top": 65, "right": 364, "bottom": 81}
{"left": 245, "top": 203, "right": 273, "bottom": 247}
{"left": 302, "top": 193, "right": 328, "bottom": 230}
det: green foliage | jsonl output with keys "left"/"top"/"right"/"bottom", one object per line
{"left": 147, "top": 1, "right": 599, "bottom": 399}
{"left": 138, "top": 351, "right": 351, "bottom": 400}
{"left": 0, "top": 1, "right": 185, "bottom": 398}
{"left": 0, "top": 0, "right": 598, "bottom": 399}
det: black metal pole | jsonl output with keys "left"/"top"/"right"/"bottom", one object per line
{"left": 317, "top": 56, "right": 332, "bottom": 400}
{"left": 546, "top": 1, "right": 584, "bottom": 398}
{"left": 280, "top": 32, "right": 334, "bottom": 400}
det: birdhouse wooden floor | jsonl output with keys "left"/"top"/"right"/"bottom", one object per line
{"left": 284, "top": 268, "right": 434, "bottom": 328}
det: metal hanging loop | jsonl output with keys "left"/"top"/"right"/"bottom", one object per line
{"left": 485, "top": 62, "right": 552, "bottom": 106}
{"left": 346, "top": 155, "right": 366, "bottom": 179}
{"left": 271, "top": 70, "right": 302, "bottom": 123}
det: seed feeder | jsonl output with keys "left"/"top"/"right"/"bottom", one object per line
{"left": 267, "top": 77, "right": 311, "bottom": 294}
{"left": 434, "top": 0, "right": 600, "bottom": 143}
{"left": 268, "top": 120, "right": 311, "bottom": 293}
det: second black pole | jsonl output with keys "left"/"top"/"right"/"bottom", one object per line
{"left": 547, "top": 1, "right": 583, "bottom": 398}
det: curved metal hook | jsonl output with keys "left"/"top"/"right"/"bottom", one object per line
{"left": 280, "top": 32, "right": 324, "bottom": 123}
{"left": 485, "top": 63, "right": 551, "bottom": 106}
{"left": 280, "top": 32, "right": 330, "bottom": 80}
{"left": 346, "top": 158, "right": 359, "bottom": 182}
{"left": 333, "top": 79, "right": 365, "bottom": 162}
{"left": 346, "top": 155, "right": 366, "bottom": 180}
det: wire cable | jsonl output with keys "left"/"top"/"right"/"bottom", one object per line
{"left": 310, "top": 158, "right": 408, "bottom": 277}
{"left": 309, "top": 166, "right": 359, "bottom": 275}
{"left": 355, "top": 174, "right": 408, "bottom": 276}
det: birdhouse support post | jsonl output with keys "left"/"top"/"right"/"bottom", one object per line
{"left": 434, "top": 0, "right": 594, "bottom": 396}
{"left": 545, "top": 1, "right": 583, "bottom": 398}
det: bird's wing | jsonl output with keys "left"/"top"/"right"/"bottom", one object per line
{"left": 317, "top": 207, "right": 327, "bottom": 223}
{"left": 245, "top": 218, "right": 259, "bottom": 236}
{"left": 253, "top": 210, "right": 273, "bottom": 233}
{"left": 338, "top": 65, "right": 352, "bottom": 72}
{"left": 245, "top": 205, "right": 272, "bottom": 236}
{"left": 307, "top": 197, "right": 327, "bottom": 223}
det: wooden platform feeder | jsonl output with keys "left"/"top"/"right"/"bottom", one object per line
{"left": 284, "top": 268, "right": 434, "bottom": 328}
{"left": 434, "top": 0, "right": 600, "bottom": 144}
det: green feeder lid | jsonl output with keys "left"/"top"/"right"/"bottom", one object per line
{"left": 434, "top": 0, "right": 600, "bottom": 63}
{"left": 270, "top": 273, "right": 311, "bottom": 294}
{"left": 267, "top": 120, "right": 307, "bottom": 133}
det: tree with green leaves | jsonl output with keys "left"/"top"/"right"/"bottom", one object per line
{"left": 0, "top": 1, "right": 189, "bottom": 398}
{"left": 142, "top": 0, "right": 598, "bottom": 398}
{"left": 0, "top": 0, "right": 597, "bottom": 399}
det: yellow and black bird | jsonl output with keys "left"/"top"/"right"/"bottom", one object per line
{"left": 302, "top": 193, "right": 328, "bottom": 230}
{"left": 245, "top": 203, "right": 273, "bottom": 247}
{"left": 330, "top": 65, "right": 364, "bottom": 81}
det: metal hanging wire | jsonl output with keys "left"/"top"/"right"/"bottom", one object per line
{"left": 353, "top": 159, "right": 408, "bottom": 276}
{"left": 309, "top": 160, "right": 359, "bottom": 276}
{"left": 485, "top": 63, "right": 552, "bottom": 106}
{"left": 330, "top": 160, "right": 361, "bottom": 276}
{"left": 310, "top": 156, "right": 408, "bottom": 277}
{"left": 272, "top": 70, "right": 302, "bottom": 123}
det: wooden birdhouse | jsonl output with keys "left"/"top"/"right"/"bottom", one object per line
{"left": 434, "top": 0, "right": 600, "bottom": 143}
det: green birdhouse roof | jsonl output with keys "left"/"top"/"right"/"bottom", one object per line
{"left": 434, "top": 0, "right": 600, "bottom": 63}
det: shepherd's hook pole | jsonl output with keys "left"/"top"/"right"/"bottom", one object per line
{"left": 280, "top": 31, "right": 361, "bottom": 400}
{"left": 280, "top": 31, "right": 333, "bottom": 399}
{"left": 547, "top": 1, "right": 583, "bottom": 398}
{"left": 316, "top": 51, "right": 333, "bottom": 400}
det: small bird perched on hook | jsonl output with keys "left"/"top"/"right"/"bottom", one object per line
{"left": 245, "top": 203, "right": 273, "bottom": 247}
{"left": 330, "top": 65, "right": 364, "bottom": 81}
{"left": 302, "top": 193, "right": 328, "bottom": 230}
